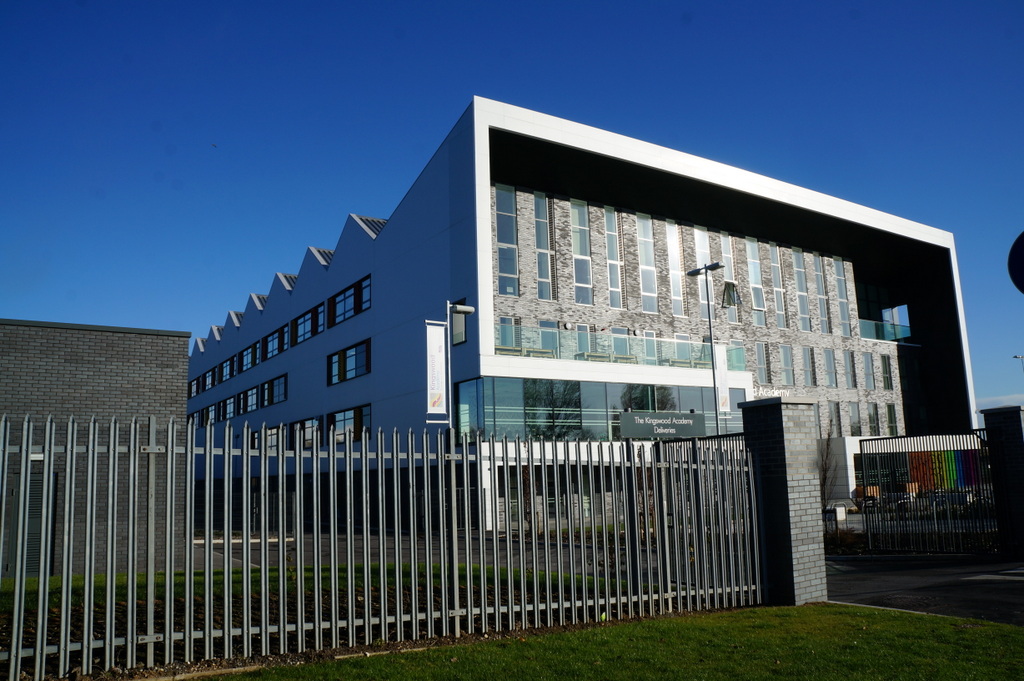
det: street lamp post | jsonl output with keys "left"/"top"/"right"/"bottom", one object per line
{"left": 1014, "top": 355, "right": 1024, "bottom": 382}
{"left": 686, "top": 262, "right": 723, "bottom": 435}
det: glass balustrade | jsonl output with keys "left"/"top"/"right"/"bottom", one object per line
{"left": 494, "top": 323, "right": 746, "bottom": 370}
{"left": 859, "top": 320, "right": 912, "bottom": 342}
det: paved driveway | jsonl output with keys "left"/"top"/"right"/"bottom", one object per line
{"left": 827, "top": 556, "right": 1024, "bottom": 626}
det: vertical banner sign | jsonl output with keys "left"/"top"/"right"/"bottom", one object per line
{"left": 426, "top": 322, "right": 447, "bottom": 415}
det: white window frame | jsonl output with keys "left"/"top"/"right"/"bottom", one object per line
{"left": 571, "top": 200, "right": 593, "bottom": 305}
{"left": 637, "top": 213, "right": 658, "bottom": 313}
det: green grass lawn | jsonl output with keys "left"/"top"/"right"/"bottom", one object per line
{"left": 206, "top": 603, "right": 1024, "bottom": 681}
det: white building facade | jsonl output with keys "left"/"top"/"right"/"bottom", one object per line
{"left": 188, "top": 98, "right": 976, "bottom": 443}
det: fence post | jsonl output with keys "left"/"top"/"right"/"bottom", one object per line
{"left": 979, "top": 406, "right": 1024, "bottom": 558}
{"left": 739, "top": 396, "right": 826, "bottom": 606}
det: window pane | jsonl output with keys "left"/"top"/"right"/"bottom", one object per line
{"left": 498, "top": 246, "right": 517, "bottom": 275}
{"left": 574, "top": 258, "right": 591, "bottom": 285}
{"left": 496, "top": 213, "right": 517, "bottom": 244}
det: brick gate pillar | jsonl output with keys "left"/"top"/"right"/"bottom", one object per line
{"left": 740, "top": 396, "right": 827, "bottom": 606}
{"left": 979, "top": 406, "right": 1024, "bottom": 558}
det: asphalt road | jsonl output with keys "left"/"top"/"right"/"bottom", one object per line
{"left": 827, "top": 556, "right": 1024, "bottom": 626}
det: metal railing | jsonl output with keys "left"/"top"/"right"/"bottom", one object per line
{"left": 0, "top": 415, "right": 761, "bottom": 680}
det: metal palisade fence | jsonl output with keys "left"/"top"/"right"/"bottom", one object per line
{"left": 856, "top": 431, "right": 998, "bottom": 553}
{"left": 0, "top": 415, "right": 761, "bottom": 680}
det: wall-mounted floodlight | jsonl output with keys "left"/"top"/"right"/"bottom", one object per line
{"left": 450, "top": 304, "right": 475, "bottom": 316}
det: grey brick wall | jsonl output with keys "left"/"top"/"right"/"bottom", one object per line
{"left": 0, "top": 319, "right": 190, "bottom": 575}
{"left": 490, "top": 186, "right": 905, "bottom": 437}
{"left": 740, "top": 396, "right": 828, "bottom": 606}
{"left": 0, "top": 319, "right": 189, "bottom": 424}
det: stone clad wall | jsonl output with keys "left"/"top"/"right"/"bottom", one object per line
{"left": 490, "top": 187, "right": 906, "bottom": 437}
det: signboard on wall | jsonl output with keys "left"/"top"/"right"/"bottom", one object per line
{"left": 619, "top": 411, "right": 706, "bottom": 439}
{"left": 425, "top": 322, "right": 447, "bottom": 416}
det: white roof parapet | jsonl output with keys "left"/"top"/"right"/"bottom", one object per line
{"left": 351, "top": 214, "right": 387, "bottom": 239}
{"left": 276, "top": 273, "right": 298, "bottom": 291}
{"left": 471, "top": 96, "right": 954, "bottom": 248}
{"left": 249, "top": 293, "right": 267, "bottom": 310}
{"left": 309, "top": 246, "right": 334, "bottom": 266}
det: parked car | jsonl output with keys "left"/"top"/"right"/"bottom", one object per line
{"left": 924, "top": 489, "right": 973, "bottom": 508}
{"left": 883, "top": 492, "right": 913, "bottom": 507}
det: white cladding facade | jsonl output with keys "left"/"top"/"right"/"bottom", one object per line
{"left": 188, "top": 98, "right": 976, "bottom": 442}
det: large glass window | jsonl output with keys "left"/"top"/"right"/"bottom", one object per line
{"left": 665, "top": 219, "right": 685, "bottom": 316}
{"left": 263, "top": 326, "right": 288, "bottom": 360}
{"left": 219, "top": 357, "right": 235, "bottom": 383}
{"left": 242, "top": 387, "right": 258, "bottom": 414}
{"left": 496, "top": 185, "right": 519, "bottom": 296}
{"left": 571, "top": 200, "right": 592, "bottom": 305}
{"left": 835, "top": 257, "right": 852, "bottom": 336}
{"left": 240, "top": 343, "right": 259, "bottom": 372}
{"left": 867, "top": 403, "right": 880, "bottom": 436}
{"left": 827, "top": 400, "right": 842, "bottom": 436}
{"left": 746, "top": 238, "right": 766, "bottom": 326}
{"left": 849, "top": 402, "right": 862, "bottom": 436}
{"left": 329, "top": 276, "right": 371, "bottom": 326}
{"left": 675, "top": 333, "right": 691, "bottom": 362}
{"left": 524, "top": 379, "right": 583, "bottom": 440}
{"left": 770, "top": 244, "right": 787, "bottom": 329}
{"left": 288, "top": 417, "right": 323, "bottom": 449}
{"left": 332, "top": 404, "right": 371, "bottom": 437}
{"left": 576, "top": 324, "right": 591, "bottom": 354}
{"left": 605, "top": 207, "right": 623, "bottom": 308}
{"left": 863, "top": 353, "right": 876, "bottom": 390}
{"left": 721, "top": 234, "right": 738, "bottom": 323}
{"left": 497, "top": 316, "right": 519, "bottom": 349}
{"left": 262, "top": 375, "right": 287, "bottom": 407}
{"left": 327, "top": 340, "right": 371, "bottom": 385}
{"left": 539, "top": 320, "right": 560, "bottom": 357}
{"left": 886, "top": 403, "right": 899, "bottom": 436}
{"left": 611, "top": 326, "right": 630, "bottom": 356}
{"left": 779, "top": 344, "right": 795, "bottom": 386}
{"left": 643, "top": 330, "right": 657, "bottom": 365}
{"left": 881, "top": 354, "right": 894, "bottom": 390}
{"left": 812, "top": 254, "right": 830, "bottom": 334}
{"left": 844, "top": 350, "right": 857, "bottom": 389}
{"left": 456, "top": 377, "right": 744, "bottom": 439}
{"left": 793, "top": 250, "right": 812, "bottom": 331}
{"left": 637, "top": 213, "right": 657, "bottom": 313}
{"left": 754, "top": 342, "right": 769, "bottom": 384}
{"left": 535, "top": 193, "right": 553, "bottom": 300}
{"left": 292, "top": 303, "right": 325, "bottom": 345}
{"left": 824, "top": 348, "right": 838, "bottom": 387}
{"left": 802, "top": 347, "right": 816, "bottom": 386}
{"left": 695, "top": 227, "right": 713, "bottom": 320}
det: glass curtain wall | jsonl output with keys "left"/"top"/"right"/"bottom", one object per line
{"left": 456, "top": 377, "right": 746, "bottom": 440}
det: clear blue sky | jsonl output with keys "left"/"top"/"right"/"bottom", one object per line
{"left": 2, "top": 1, "right": 1022, "bottom": 415}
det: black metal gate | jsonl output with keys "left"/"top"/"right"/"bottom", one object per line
{"left": 855, "top": 431, "right": 998, "bottom": 554}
